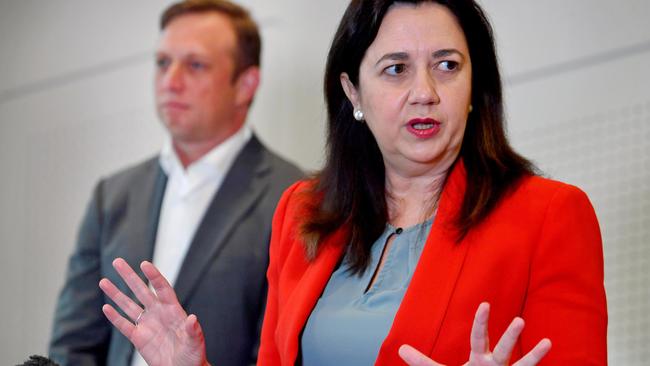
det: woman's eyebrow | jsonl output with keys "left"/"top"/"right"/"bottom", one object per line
{"left": 375, "top": 52, "right": 409, "bottom": 66}
{"left": 432, "top": 48, "right": 464, "bottom": 59}
{"left": 374, "top": 49, "right": 465, "bottom": 66}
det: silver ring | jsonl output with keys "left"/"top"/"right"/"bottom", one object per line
{"left": 135, "top": 310, "right": 145, "bottom": 326}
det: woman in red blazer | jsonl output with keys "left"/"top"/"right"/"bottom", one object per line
{"left": 99, "top": 0, "right": 607, "bottom": 365}
{"left": 259, "top": 162, "right": 606, "bottom": 365}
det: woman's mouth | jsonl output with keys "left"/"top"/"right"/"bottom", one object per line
{"left": 406, "top": 118, "right": 441, "bottom": 138}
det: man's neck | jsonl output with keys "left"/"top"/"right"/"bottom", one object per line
{"left": 173, "top": 140, "right": 216, "bottom": 168}
{"left": 173, "top": 126, "right": 245, "bottom": 168}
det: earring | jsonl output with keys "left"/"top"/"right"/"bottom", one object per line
{"left": 468, "top": 104, "right": 474, "bottom": 113}
{"left": 353, "top": 109, "right": 364, "bottom": 121}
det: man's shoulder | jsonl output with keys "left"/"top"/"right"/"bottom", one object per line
{"left": 264, "top": 148, "right": 303, "bottom": 177}
{"left": 248, "top": 136, "right": 304, "bottom": 184}
{"left": 104, "top": 156, "right": 159, "bottom": 181}
{"left": 96, "top": 155, "right": 161, "bottom": 196}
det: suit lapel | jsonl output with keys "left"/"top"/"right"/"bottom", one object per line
{"left": 116, "top": 160, "right": 167, "bottom": 281}
{"left": 112, "top": 160, "right": 167, "bottom": 363}
{"left": 173, "top": 136, "right": 270, "bottom": 305}
{"left": 376, "top": 162, "right": 470, "bottom": 365}
{"left": 137, "top": 163, "right": 167, "bottom": 263}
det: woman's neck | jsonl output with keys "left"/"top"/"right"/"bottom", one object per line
{"left": 384, "top": 166, "right": 448, "bottom": 228}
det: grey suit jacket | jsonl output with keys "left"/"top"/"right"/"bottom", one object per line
{"left": 49, "top": 135, "right": 303, "bottom": 366}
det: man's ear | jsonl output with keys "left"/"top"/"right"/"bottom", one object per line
{"left": 340, "top": 72, "right": 361, "bottom": 110}
{"left": 235, "top": 66, "right": 260, "bottom": 107}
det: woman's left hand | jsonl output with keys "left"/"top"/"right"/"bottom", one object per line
{"left": 398, "top": 303, "right": 551, "bottom": 366}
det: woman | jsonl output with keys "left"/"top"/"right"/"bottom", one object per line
{"left": 100, "top": 0, "right": 607, "bottom": 365}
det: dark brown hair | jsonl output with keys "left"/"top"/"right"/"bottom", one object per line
{"left": 303, "top": 0, "right": 536, "bottom": 273}
{"left": 160, "top": 0, "right": 261, "bottom": 79}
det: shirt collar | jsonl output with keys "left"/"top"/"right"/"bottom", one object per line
{"left": 159, "top": 125, "right": 252, "bottom": 191}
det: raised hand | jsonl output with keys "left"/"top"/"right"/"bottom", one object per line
{"left": 99, "top": 258, "right": 208, "bottom": 366}
{"left": 398, "top": 303, "right": 551, "bottom": 366}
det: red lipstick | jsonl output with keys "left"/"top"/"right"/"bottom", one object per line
{"left": 406, "top": 118, "right": 440, "bottom": 139}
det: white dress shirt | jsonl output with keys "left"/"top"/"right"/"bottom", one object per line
{"left": 131, "top": 126, "right": 251, "bottom": 366}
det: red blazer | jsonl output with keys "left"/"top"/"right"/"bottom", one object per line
{"left": 258, "top": 163, "right": 607, "bottom": 365}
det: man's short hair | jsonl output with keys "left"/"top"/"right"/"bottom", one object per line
{"left": 160, "top": 0, "right": 261, "bottom": 79}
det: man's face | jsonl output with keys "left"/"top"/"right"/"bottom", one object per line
{"left": 155, "top": 12, "right": 241, "bottom": 145}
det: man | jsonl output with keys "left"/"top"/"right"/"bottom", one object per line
{"left": 49, "top": 1, "right": 302, "bottom": 365}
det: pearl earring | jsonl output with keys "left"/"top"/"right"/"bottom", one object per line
{"left": 353, "top": 109, "right": 364, "bottom": 121}
{"left": 468, "top": 105, "right": 474, "bottom": 113}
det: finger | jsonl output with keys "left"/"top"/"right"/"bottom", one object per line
{"left": 99, "top": 278, "right": 143, "bottom": 322}
{"left": 492, "top": 317, "right": 525, "bottom": 364}
{"left": 398, "top": 344, "right": 444, "bottom": 366}
{"left": 176, "top": 314, "right": 208, "bottom": 365}
{"left": 102, "top": 304, "right": 136, "bottom": 341}
{"left": 469, "top": 302, "right": 490, "bottom": 354}
{"left": 513, "top": 339, "right": 552, "bottom": 366}
{"left": 141, "top": 261, "right": 180, "bottom": 305}
{"left": 112, "top": 258, "right": 156, "bottom": 308}
{"left": 184, "top": 314, "right": 205, "bottom": 346}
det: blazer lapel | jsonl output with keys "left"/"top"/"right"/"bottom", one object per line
{"left": 376, "top": 162, "right": 470, "bottom": 365}
{"left": 276, "top": 230, "right": 347, "bottom": 365}
{"left": 173, "top": 136, "right": 270, "bottom": 305}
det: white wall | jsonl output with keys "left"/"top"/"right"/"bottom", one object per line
{"left": 482, "top": 1, "right": 650, "bottom": 363}
{"left": 1, "top": 0, "right": 648, "bottom": 364}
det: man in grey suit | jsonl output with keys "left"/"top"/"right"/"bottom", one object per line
{"left": 49, "top": 1, "right": 302, "bottom": 365}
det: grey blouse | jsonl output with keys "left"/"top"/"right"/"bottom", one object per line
{"left": 301, "top": 219, "right": 433, "bottom": 366}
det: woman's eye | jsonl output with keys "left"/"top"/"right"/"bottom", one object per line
{"left": 385, "top": 64, "right": 406, "bottom": 76}
{"left": 437, "top": 60, "right": 459, "bottom": 72}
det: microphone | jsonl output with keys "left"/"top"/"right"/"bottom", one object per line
{"left": 16, "top": 355, "right": 60, "bottom": 366}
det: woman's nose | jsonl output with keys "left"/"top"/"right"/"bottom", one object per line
{"left": 408, "top": 70, "right": 440, "bottom": 105}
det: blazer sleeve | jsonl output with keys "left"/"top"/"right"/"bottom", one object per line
{"left": 257, "top": 181, "right": 304, "bottom": 366}
{"left": 520, "top": 184, "right": 607, "bottom": 365}
{"left": 49, "top": 181, "right": 111, "bottom": 365}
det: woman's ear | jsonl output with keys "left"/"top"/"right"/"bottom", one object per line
{"left": 340, "top": 72, "right": 361, "bottom": 109}
{"left": 235, "top": 66, "right": 260, "bottom": 107}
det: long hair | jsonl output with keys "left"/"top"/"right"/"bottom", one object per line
{"left": 302, "top": 0, "right": 536, "bottom": 274}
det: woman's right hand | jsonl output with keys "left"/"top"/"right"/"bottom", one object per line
{"left": 99, "top": 258, "right": 208, "bottom": 366}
